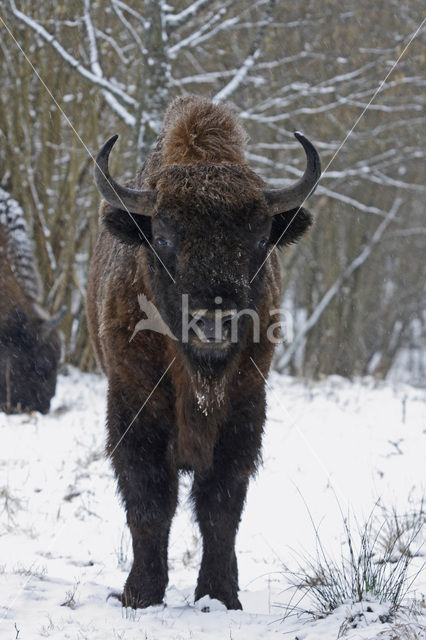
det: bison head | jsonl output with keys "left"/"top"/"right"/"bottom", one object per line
{"left": 95, "top": 131, "right": 320, "bottom": 377}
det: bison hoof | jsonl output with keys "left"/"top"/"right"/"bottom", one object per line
{"left": 223, "top": 595, "right": 242, "bottom": 611}
{"left": 117, "top": 584, "right": 166, "bottom": 609}
{"left": 195, "top": 589, "right": 242, "bottom": 611}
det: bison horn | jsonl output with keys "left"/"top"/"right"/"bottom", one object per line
{"left": 94, "top": 135, "right": 156, "bottom": 216}
{"left": 43, "top": 305, "right": 67, "bottom": 330}
{"left": 263, "top": 132, "right": 321, "bottom": 215}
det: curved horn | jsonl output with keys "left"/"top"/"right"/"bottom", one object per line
{"left": 42, "top": 306, "right": 67, "bottom": 330}
{"left": 263, "top": 132, "right": 321, "bottom": 216}
{"left": 94, "top": 135, "right": 156, "bottom": 216}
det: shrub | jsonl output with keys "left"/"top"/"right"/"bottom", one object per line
{"left": 282, "top": 502, "right": 424, "bottom": 623}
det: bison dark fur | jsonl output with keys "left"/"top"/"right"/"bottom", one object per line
{"left": 0, "top": 190, "right": 61, "bottom": 414}
{"left": 87, "top": 96, "right": 320, "bottom": 610}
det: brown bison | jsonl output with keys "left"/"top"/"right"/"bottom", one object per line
{"left": 87, "top": 96, "right": 320, "bottom": 610}
{"left": 0, "top": 188, "right": 62, "bottom": 414}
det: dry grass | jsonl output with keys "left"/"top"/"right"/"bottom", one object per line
{"left": 378, "top": 500, "right": 425, "bottom": 560}
{"left": 0, "top": 486, "right": 23, "bottom": 521}
{"left": 14, "top": 563, "right": 47, "bottom": 580}
{"left": 60, "top": 580, "right": 80, "bottom": 609}
{"left": 280, "top": 501, "right": 424, "bottom": 628}
{"left": 377, "top": 622, "right": 426, "bottom": 640}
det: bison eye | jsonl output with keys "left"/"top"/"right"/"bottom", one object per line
{"left": 155, "top": 236, "right": 173, "bottom": 249}
{"left": 257, "top": 237, "right": 269, "bottom": 250}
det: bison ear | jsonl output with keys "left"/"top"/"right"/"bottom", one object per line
{"left": 102, "top": 205, "right": 152, "bottom": 245}
{"left": 269, "top": 207, "right": 313, "bottom": 247}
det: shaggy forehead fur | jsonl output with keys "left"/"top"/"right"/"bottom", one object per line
{"left": 144, "top": 96, "right": 266, "bottom": 217}
{"left": 161, "top": 95, "right": 248, "bottom": 166}
{"left": 151, "top": 164, "right": 266, "bottom": 219}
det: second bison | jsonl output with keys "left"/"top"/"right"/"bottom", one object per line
{"left": 0, "top": 188, "right": 62, "bottom": 414}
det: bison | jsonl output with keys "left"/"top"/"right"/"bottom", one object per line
{"left": 87, "top": 95, "right": 320, "bottom": 610}
{"left": 0, "top": 188, "right": 62, "bottom": 414}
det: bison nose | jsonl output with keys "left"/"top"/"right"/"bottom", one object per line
{"left": 189, "top": 309, "right": 237, "bottom": 343}
{"left": 197, "top": 316, "right": 219, "bottom": 342}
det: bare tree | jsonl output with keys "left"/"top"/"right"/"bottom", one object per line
{"left": 0, "top": 0, "right": 424, "bottom": 379}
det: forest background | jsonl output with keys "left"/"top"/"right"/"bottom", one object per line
{"left": 0, "top": 0, "right": 424, "bottom": 383}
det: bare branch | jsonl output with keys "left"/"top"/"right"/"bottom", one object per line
{"left": 9, "top": 0, "right": 137, "bottom": 112}
{"left": 83, "top": 0, "right": 136, "bottom": 126}
{"left": 167, "top": 6, "right": 232, "bottom": 57}
{"left": 110, "top": 0, "right": 147, "bottom": 58}
{"left": 277, "top": 199, "right": 403, "bottom": 372}
{"left": 94, "top": 28, "right": 130, "bottom": 65}
{"left": 214, "top": 0, "right": 275, "bottom": 102}
{"left": 165, "top": 0, "right": 212, "bottom": 27}
{"left": 110, "top": 0, "right": 148, "bottom": 28}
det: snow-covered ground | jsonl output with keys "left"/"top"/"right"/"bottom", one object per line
{"left": 1, "top": 368, "right": 425, "bottom": 639}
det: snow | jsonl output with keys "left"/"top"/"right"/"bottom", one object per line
{"left": 0, "top": 367, "right": 425, "bottom": 639}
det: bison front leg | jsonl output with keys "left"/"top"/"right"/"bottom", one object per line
{"left": 192, "top": 389, "right": 265, "bottom": 611}
{"left": 192, "top": 468, "right": 247, "bottom": 610}
{"left": 107, "top": 386, "right": 178, "bottom": 609}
